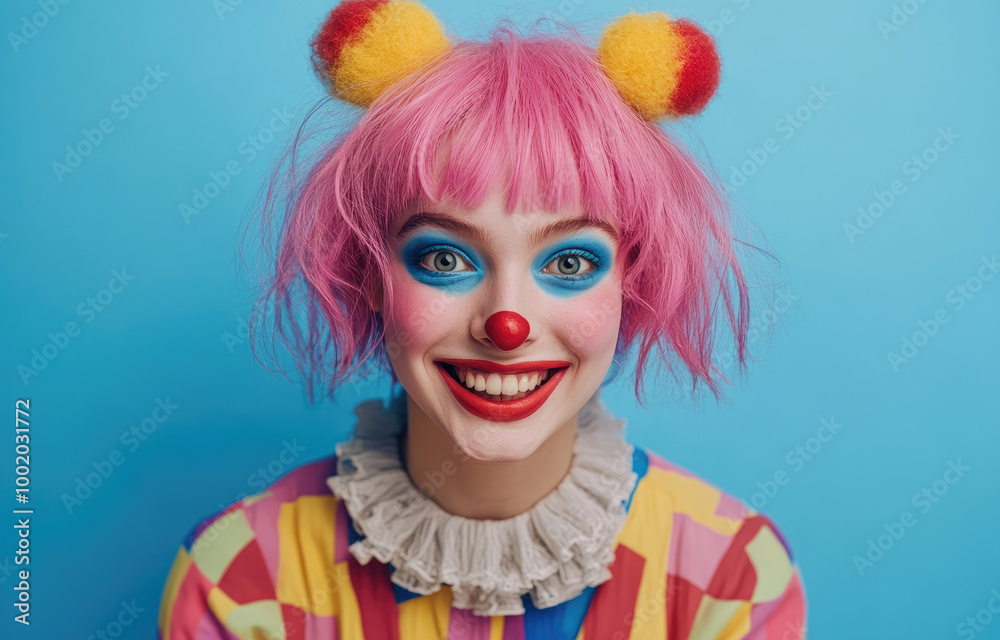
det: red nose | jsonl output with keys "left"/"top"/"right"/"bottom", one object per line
{"left": 484, "top": 311, "right": 530, "bottom": 351}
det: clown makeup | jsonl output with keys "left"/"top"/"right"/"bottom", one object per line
{"left": 381, "top": 189, "right": 624, "bottom": 464}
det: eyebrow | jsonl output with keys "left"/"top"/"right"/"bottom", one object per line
{"left": 395, "top": 212, "right": 619, "bottom": 247}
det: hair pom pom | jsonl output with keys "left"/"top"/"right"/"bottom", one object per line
{"left": 311, "top": 0, "right": 451, "bottom": 107}
{"left": 597, "top": 11, "right": 721, "bottom": 120}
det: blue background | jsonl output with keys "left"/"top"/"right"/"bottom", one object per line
{"left": 2, "top": 0, "right": 998, "bottom": 637}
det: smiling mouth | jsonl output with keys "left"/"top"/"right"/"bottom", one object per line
{"left": 438, "top": 362, "right": 565, "bottom": 402}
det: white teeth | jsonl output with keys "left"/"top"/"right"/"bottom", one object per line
{"left": 485, "top": 373, "right": 503, "bottom": 396}
{"left": 449, "top": 364, "right": 553, "bottom": 398}
{"left": 501, "top": 375, "right": 519, "bottom": 396}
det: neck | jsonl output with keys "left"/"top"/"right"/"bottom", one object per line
{"left": 402, "top": 396, "right": 578, "bottom": 520}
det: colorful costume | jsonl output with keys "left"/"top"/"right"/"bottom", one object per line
{"left": 158, "top": 393, "right": 806, "bottom": 639}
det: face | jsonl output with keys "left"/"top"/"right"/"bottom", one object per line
{"left": 379, "top": 187, "right": 624, "bottom": 463}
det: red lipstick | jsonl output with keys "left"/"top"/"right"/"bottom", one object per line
{"left": 435, "top": 361, "right": 569, "bottom": 422}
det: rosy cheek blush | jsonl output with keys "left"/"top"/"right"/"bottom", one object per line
{"left": 553, "top": 283, "right": 623, "bottom": 353}
{"left": 385, "top": 275, "right": 467, "bottom": 349}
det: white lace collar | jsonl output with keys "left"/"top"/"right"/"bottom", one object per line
{"left": 326, "top": 391, "right": 638, "bottom": 617}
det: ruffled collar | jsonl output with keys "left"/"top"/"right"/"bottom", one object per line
{"left": 326, "top": 391, "right": 638, "bottom": 617}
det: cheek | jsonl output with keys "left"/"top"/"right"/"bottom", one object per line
{"left": 551, "top": 280, "right": 623, "bottom": 358}
{"left": 383, "top": 268, "right": 470, "bottom": 359}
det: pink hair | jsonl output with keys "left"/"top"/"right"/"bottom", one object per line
{"left": 247, "top": 22, "right": 769, "bottom": 405}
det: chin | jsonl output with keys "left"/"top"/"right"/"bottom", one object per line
{"left": 440, "top": 411, "right": 552, "bottom": 463}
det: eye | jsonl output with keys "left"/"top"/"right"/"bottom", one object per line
{"left": 542, "top": 252, "right": 597, "bottom": 277}
{"left": 420, "top": 250, "right": 473, "bottom": 273}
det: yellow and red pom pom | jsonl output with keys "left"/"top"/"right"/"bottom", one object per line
{"left": 597, "top": 12, "right": 721, "bottom": 120}
{"left": 311, "top": 0, "right": 451, "bottom": 107}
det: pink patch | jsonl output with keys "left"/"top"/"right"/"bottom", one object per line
{"left": 667, "top": 513, "right": 735, "bottom": 591}
{"left": 243, "top": 497, "right": 283, "bottom": 585}
{"left": 714, "top": 492, "right": 751, "bottom": 520}
{"left": 446, "top": 607, "right": 492, "bottom": 640}
{"left": 306, "top": 613, "right": 340, "bottom": 640}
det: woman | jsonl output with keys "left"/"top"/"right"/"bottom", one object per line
{"left": 158, "top": 2, "right": 806, "bottom": 638}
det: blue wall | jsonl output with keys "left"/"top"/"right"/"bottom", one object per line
{"left": 1, "top": 0, "right": 998, "bottom": 637}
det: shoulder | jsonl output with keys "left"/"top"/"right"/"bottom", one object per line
{"left": 624, "top": 447, "right": 806, "bottom": 635}
{"left": 630, "top": 447, "right": 754, "bottom": 533}
{"left": 158, "top": 453, "right": 344, "bottom": 640}
{"left": 187, "top": 453, "right": 341, "bottom": 556}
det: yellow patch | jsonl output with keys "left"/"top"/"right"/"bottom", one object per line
{"left": 597, "top": 12, "right": 687, "bottom": 120}
{"left": 745, "top": 526, "right": 794, "bottom": 602}
{"left": 398, "top": 587, "right": 453, "bottom": 640}
{"left": 274, "top": 495, "right": 342, "bottom": 616}
{"left": 644, "top": 467, "right": 745, "bottom": 537}
{"left": 689, "top": 596, "right": 752, "bottom": 640}
{"left": 333, "top": 1, "right": 451, "bottom": 107}
{"left": 614, "top": 479, "right": 672, "bottom": 639}
{"left": 207, "top": 586, "right": 240, "bottom": 625}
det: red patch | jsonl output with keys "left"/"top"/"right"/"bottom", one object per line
{"left": 348, "top": 555, "right": 400, "bottom": 640}
{"left": 170, "top": 561, "right": 214, "bottom": 637}
{"left": 311, "top": 0, "right": 390, "bottom": 75}
{"left": 666, "top": 574, "right": 706, "bottom": 640}
{"left": 668, "top": 19, "right": 721, "bottom": 116}
{"left": 582, "top": 545, "right": 646, "bottom": 638}
{"left": 216, "top": 540, "right": 277, "bottom": 604}
{"left": 282, "top": 603, "right": 308, "bottom": 639}
{"left": 705, "top": 515, "right": 771, "bottom": 600}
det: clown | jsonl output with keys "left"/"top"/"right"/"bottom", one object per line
{"left": 159, "top": 2, "right": 806, "bottom": 638}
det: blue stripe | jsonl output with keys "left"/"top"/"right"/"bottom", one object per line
{"left": 626, "top": 447, "right": 649, "bottom": 512}
{"left": 523, "top": 588, "right": 597, "bottom": 640}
